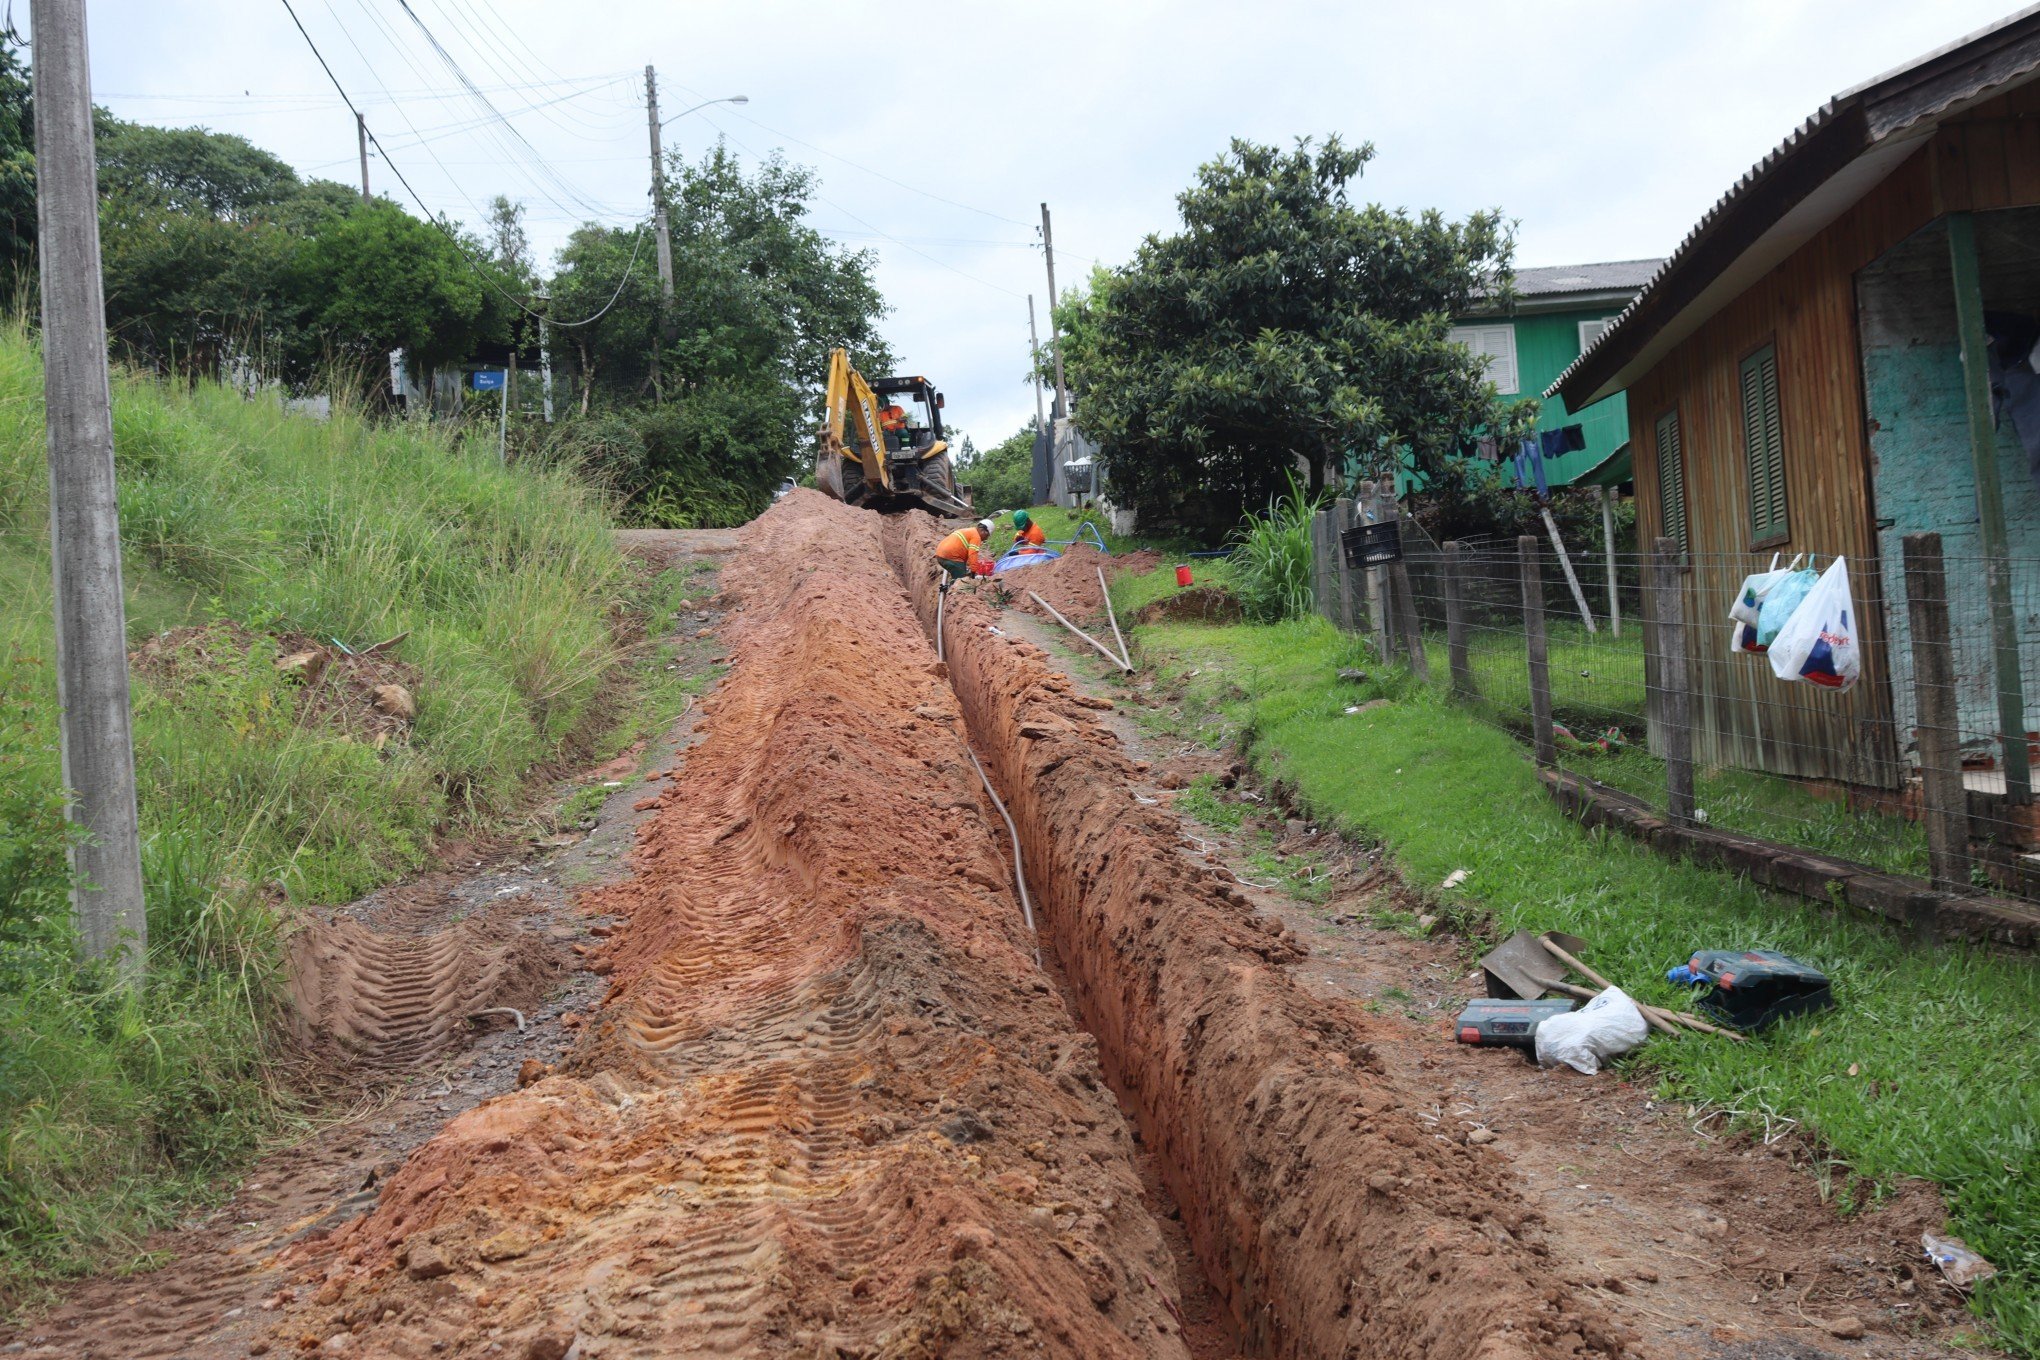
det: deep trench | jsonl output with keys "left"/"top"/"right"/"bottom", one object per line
{"left": 883, "top": 511, "right": 1626, "bottom": 1360}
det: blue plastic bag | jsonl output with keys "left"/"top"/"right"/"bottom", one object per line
{"left": 1755, "top": 564, "right": 1819, "bottom": 649}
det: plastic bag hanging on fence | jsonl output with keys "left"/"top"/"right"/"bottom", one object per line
{"left": 1768, "top": 556, "right": 1861, "bottom": 691}
{"left": 1727, "top": 553, "right": 1793, "bottom": 654}
{"left": 1754, "top": 559, "right": 1820, "bottom": 649}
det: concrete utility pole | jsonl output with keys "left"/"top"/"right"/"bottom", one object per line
{"left": 536, "top": 288, "right": 554, "bottom": 424}
{"left": 33, "top": 0, "right": 147, "bottom": 987}
{"left": 356, "top": 111, "right": 371, "bottom": 202}
{"left": 1025, "top": 294, "right": 1046, "bottom": 433}
{"left": 645, "top": 65, "right": 675, "bottom": 312}
{"left": 1039, "top": 203, "right": 1071, "bottom": 419}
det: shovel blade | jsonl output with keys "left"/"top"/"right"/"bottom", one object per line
{"left": 1480, "top": 929, "right": 1585, "bottom": 999}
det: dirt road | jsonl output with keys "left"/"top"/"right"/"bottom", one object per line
{"left": 4, "top": 496, "right": 1993, "bottom": 1360}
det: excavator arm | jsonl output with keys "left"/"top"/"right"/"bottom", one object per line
{"left": 817, "top": 347, "right": 893, "bottom": 497}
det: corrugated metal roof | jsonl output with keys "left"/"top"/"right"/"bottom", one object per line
{"left": 1513, "top": 259, "right": 1663, "bottom": 297}
{"left": 1548, "top": 2, "right": 2040, "bottom": 409}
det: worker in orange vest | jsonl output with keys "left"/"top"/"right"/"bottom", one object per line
{"left": 935, "top": 519, "right": 993, "bottom": 587}
{"left": 1009, "top": 508, "right": 1046, "bottom": 551}
{"left": 879, "top": 401, "right": 909, "bottom": 450}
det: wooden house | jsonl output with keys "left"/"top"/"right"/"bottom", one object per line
{"left": 1450, "top": 260, "right": 1660, "bottom": 486}
{"left": 1552, "top": 8, "right": 2040, "bottom": 800}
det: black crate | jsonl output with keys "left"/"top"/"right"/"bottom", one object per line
{"left": 1341, "top": 520, "right": 1402, "bottom": 567}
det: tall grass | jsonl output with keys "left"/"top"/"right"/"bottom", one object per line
{"left": 0, "top": 321, "right": 631, "bottom": 1302}
{"left": 1229, "top": 475, "right": 1316, "bottom": 622}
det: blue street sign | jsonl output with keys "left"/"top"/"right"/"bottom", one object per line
{"left": 471, "top": 369, "right": 507, "bottom": 392}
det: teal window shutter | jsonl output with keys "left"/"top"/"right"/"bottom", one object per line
{"left": 1740, "top": 344, "right": 1788, "bottom": 542}
{"left": 1654, "top": 408, "right": 1688, "bottom": 552}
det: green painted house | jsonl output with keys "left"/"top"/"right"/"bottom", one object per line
{"left": 1450, "top": 259, "right": 1660, "bottom": 486}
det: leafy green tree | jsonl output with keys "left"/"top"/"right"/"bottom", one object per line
{"left": 0, "top": 42, "right": 31, "bottom": 290}
{"left": 1066, "top": 136, "right": 1527, "bottom": 528}
{"left": 96, "top": 120, "right": 299, "bottom": 219}
{"left": 289, "top": 200, "right": 504, "bottom": 375}
{"left": 958, "top": 419, "right": 1039, "bottom": 512}
{"left": 487, "top": 194, "right": 532, "bottom": 280}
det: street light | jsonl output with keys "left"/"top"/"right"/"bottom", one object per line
{"left": 645, "top": 81, "right": 750, "bottom": 316}
{"left": 662, "top": 94, "right": 748, "bottom": 128}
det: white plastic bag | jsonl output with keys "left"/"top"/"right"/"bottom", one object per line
{"left": 1768, "top": 556, "right": 1861, "bottom": 692}
{"left": 1534, "top": 986, "right": 1650, "bottom": 1074}
{"left": 1727, "top": 554, "right": 1794, "bottom": 654}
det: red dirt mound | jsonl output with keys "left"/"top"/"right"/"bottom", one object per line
{"left": 275, "top": 489, "right": 1194, "bottom": 1358}
{"left": 887, "top": 512, "right": 1628, "bottom": 1360}
{"left": 1002, "top": 543, "right": 1161, "bottom": 623}
{"left": 1132, "top": 586, "right": 1242, "bottom": 625}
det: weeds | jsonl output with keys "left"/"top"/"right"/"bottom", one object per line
{"left": 0, "top": 324, "right": 635, "bottom": 1303}
{"left": 1228, "top": 474, "right": 1316, "bottom": 622}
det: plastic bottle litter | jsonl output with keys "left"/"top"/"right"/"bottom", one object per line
{"left": 1922, "top": 1232, "right": 1998, "bottom": 1290}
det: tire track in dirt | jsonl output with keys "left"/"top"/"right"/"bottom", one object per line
{"left": 888, "top": 508, "right": 1631, "bottom": 1360}
{"left": 266, "top": 492, "right": 1196, "bottom": 1358}
{"left": 285, "top": 904, "right": 563, "bottom": 1068}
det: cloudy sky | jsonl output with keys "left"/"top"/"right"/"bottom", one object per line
{"left": 72, "top": 0, "right": 2022, "bottom": 447}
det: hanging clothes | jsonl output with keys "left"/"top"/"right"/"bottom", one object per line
{"left": 1986, "top": 312, "right": 2040, "bottom": 494}
{"left": 1514, "top": 437, "right": 1549, "bottom": 498}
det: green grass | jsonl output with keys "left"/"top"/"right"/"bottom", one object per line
{"left": 0, "top": 322, "right": 643, "bottom": 1305}
{"left": 1130, "top": 613, "right": 2040, "bottom": 1354}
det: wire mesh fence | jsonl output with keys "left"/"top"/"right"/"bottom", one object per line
{"left": 1313, "top": 494, "right": 2040, "bottom": 913}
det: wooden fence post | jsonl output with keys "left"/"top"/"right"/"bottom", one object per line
{"left": 1360, "top": 481, "right": 1393, "bottom": 662}
{"left": 1652, "top": 536, "right": 1695, "bottom": 826}
{"left": 1311, "top": 506, "right": 1336, "bottom": 624}
{"left": 1384, "top": 495, "right": 1429, "bottom": 680}
{"left": 1443, "top": 539, "right": 1474, "bottom": 699}
{"left": 1520, "top": 535, "right": 1555, "bottom": 768}
{"left": 1333, "top": 495, "right": 1357, "bottom": 632}
{"left": 1903, "top": 533, "right": 1973, "bottom": 890}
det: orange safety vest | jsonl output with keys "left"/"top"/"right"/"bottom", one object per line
{"left": 1014, "top": 522, "right": 1046, "bottom": 548}
{"left": 935, "top": 527, "right": 983, "bottom": 563}
{"left": 880, "top": 404, "right": 908, "bottom": 433}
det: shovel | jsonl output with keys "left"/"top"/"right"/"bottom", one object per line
{"left": 1479, "top": 929, "right": 1587, "bottom": 1000}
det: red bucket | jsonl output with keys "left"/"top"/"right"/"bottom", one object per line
{"left": 1175, "top": 565, "right": 1193, "bottom": 587}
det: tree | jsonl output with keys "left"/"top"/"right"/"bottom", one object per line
{"left": 1066, "top": 136, "right": 1529, "bottom": 529}
{"left": 289, "top": 200, "right": 502, "bottom": 376}
{"left": 0, "top": 41, "right": 31, "bottom": 290}
{"left": 957, "top": 419, "right": 1039, "bottom": 512}
{"left": 96, "top": 120, "right": 299, "bottom": 220}
{"left": 487, "top": 194, "right": 531, "bottom": 279}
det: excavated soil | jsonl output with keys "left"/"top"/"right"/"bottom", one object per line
{"left": 1133, "top": 586, "right": 1243, "bottom": 626}
{"left": 267, "top": 491, "right": 1194, "bottom": 1358}
{"left": 889, "top": 506, "right": 1629, "bottom": 1360}
{"left": 1007, "top": 544, "right": 1161, "bottom": 624}
{"left": 131, "top": 623, "right": 422, "bottom": 747}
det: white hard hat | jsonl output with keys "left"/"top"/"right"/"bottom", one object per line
{"left": 975, "top": 519, "right": 993, "bottom": 536}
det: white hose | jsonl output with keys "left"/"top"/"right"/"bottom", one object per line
{"left": 935, "top": 571, "right": 1039, "bottom": 962}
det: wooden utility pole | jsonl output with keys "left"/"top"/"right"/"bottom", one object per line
{"left": 645, "top": 65, "right": 675, "bottom": 313}
{"left": 34, "top": 0, "right": 147, "bottom": 986}
{"left": 1039, "top": 203, "right": 1070, "bottom": 419}
{"left": 356, "top": 111, "right": 370, "bottom": 202}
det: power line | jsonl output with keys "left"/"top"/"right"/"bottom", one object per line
{"left": 274, "top": 0, "right": 648, "bottom": 329}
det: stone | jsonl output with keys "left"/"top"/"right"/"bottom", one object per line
{"left": 1820, "top": 1316, "right": 1867, "bottom": 1340}
{"left": 517, "top": 1059, "right": 552, "bottom": 1088}
{"left": 525, "top": 1334, "right": 575, "bottom": 1360}
{"left": 1466, "top": 1127, "right": 1497, "bottom": 1145}
{"left": 275, "top": 648, "right": 328, "bottom": 685}
{"left": 371, "top": 683, "right": 417, "bottom": 722}
{"left": 405, "top": 1241, "right": 454, "bottom": 1280}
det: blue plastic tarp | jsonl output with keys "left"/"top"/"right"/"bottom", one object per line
{"left": 993, "top": 546, "right": 1062, "bottom": 574}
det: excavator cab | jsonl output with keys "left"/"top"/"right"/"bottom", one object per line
{"left": 815, "top": 349, "right": 972, "bottom": 518}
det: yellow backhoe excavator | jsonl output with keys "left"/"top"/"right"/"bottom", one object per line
{"left": 815, "top": 348, "right": 972, "bottom": 518}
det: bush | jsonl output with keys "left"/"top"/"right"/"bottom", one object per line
{"left": 551, "top": 380, "right": 802, "bottom": 529}
{"left": 1229, "top": 475, "right": 1317, "bottom": 622}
